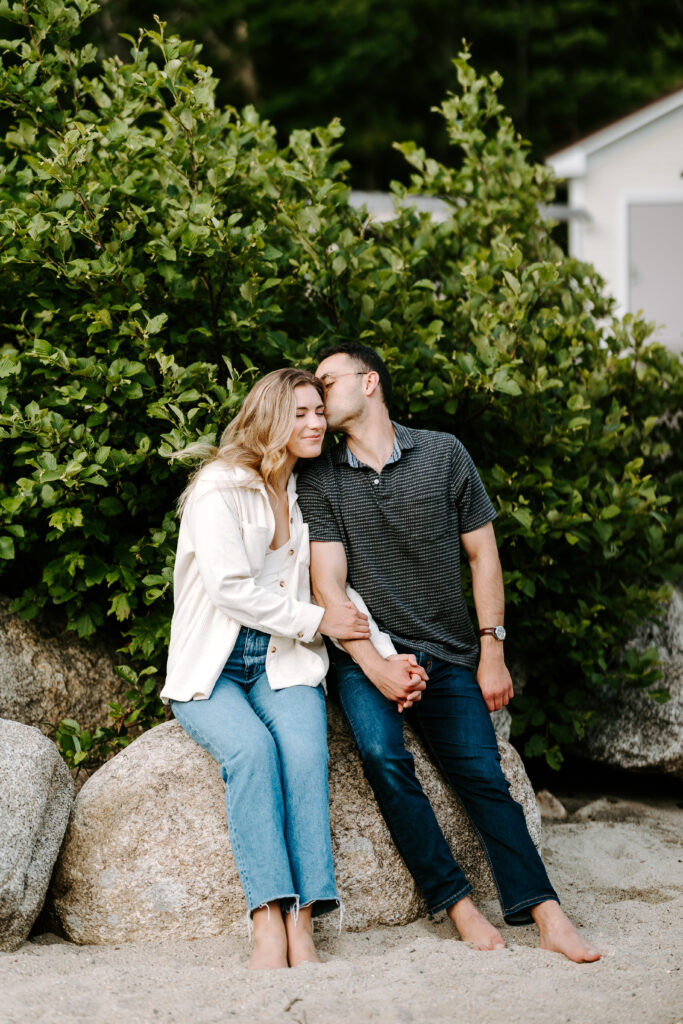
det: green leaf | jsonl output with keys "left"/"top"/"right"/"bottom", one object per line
{"left": 0, "top": 537, "right": 16, "bottom": 559}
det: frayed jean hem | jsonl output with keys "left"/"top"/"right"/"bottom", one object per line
{"left": 245, "top": 894, "right": 343, "bottom": 937}
{"left": 290, "top": 896, "right": 343, "bottom": 922}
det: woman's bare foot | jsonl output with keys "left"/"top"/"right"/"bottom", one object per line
{"left": 447, "top": 896, "right": 506, "bottom": 950}
{"left": 285, "top": 906, "right": 321, "bottom": 967}
{"left": 248, "top": 903, "right": 289, "bottom": 970}
{"left": 531, "top": 901, "right": 602, "bottom": 963}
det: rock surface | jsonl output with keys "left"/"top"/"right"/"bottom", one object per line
{"left": 0, "top": 718, "right": 74, "bottom": 951}
{"left": 0, "top": 597, "right": 123, "bottom": 734}
{"left": 578, "top": 585, "right": 683, "bottom": 777}
{"left": 490, "top": 707, "right": 511, "bottom": 741}
{"left": 535, "top": 789, "right": 568, "bottom": 821}
{"left": 49, "top": 705, "right": 541, "bottom": 944}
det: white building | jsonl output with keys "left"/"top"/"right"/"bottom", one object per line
{"left": 547, "top": 89, "right": 683, "bottom": 353}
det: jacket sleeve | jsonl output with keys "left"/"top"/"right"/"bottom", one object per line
{"left": 187, "top": 485, "right": 324, "bottom": 642}
{"left": 345, "top": 585, "right": 397, "bottom": 658}
{"left": 321, "top": 584, "right": 397, "bottom": 658}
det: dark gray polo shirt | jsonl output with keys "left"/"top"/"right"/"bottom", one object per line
{"left": 296, "top": 422, "right": 497, "bottom": 671}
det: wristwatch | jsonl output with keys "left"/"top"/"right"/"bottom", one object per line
{"left": 479, "top": 626, "right": 506, "bottom": 641}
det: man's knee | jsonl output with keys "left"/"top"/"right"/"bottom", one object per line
{"left": 358, "top": 733, "right": 415, "bottom": 784}
{"left": 455, "top": 751, "right": 511, "bottom": 794}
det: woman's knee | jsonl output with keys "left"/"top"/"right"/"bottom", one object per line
{"left": 278, "top": 728, "right": 328, "bottom": 778}
{"left": 222, "top": 725, "right": 279, "bottom": 778}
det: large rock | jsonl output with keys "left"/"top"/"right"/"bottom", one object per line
{"left": 0, "top": 718, "right": 74, "bottom": 951}
{"left": 578, "top": 585, "right": 683, "bottom": 777}
{"left": 49, "top": 705, "right": 540, "bottom": 944}
{"left": 0, "top": 596, "right": 123, "bottom": 734}
{"left": 490, "top": 706, "right": 511, "bottom": 741}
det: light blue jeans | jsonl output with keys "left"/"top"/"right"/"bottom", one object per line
{"left": 171, "top": 626, "right": 339, "bottom": 920}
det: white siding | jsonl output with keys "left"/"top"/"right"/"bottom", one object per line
{"left": 558, "top": 102, "right": 683, "bottom": 351}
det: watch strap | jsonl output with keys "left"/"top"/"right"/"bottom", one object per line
{"left": 479, "top": 626, "right": 506, "bottom": 640}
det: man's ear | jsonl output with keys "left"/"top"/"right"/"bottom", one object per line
{"left": 364, "top": 370, "right": 381, "bottom": 398}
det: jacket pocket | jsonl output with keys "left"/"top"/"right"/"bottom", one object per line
{"left": 241, "top": 523, "right": 270, "bottom": 574}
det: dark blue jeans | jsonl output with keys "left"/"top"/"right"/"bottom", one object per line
{"left": 334, "top": 645, "right": 559, "bottom": 924}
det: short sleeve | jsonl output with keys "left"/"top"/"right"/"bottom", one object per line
{"left": 449, "top": 440, "right": 497, "bottom": 533}
{"left": 296, "top": 467, "right": 344, "bottom": 543}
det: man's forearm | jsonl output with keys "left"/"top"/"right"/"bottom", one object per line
{"left": 469, "top": 547, "right": 505, "bottom": 632}
{"left": 311, "top": 577, "right": 386, "bottom": 679}
{"left": 465, "top": 524, "right": 514, "bottom": 709}
{"left": 471, "top": 551, "right": 507, "bottom": 667}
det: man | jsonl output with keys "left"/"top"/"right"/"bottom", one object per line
{"left": 296, "top": 343, "right": 601, "bottom": 963}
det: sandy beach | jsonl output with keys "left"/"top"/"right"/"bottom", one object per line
{"left": 3, "top": 786, "right": 682, "bottom": 1024}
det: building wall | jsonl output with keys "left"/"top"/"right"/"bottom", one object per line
{"left": 569, "top": 105, "right": 683, "bottom": 351}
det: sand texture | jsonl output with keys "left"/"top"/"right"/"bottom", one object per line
{"left": 2, "top": 790, "right": 682, "bottom": 1024}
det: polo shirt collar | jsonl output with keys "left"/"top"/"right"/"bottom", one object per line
{"left": 331, "top": 421, "right": 414, "bottom": 466}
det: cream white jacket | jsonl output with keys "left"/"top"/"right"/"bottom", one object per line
{"left": 161, "top": 461, "right": 394, "bottom": 703}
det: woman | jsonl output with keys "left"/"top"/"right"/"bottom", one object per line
{"left": 161, "top": 368, "right": 376, "bottom": 970}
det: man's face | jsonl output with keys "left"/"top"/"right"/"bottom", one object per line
{"left": 316, "top": 353, "right": 367, "bottom": 430}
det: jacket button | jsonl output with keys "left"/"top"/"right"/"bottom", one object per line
{"left": 297, "top": 632, "right": 304, "bottom": 639}
{"left": 289, "top": 549, "right": 295, "bottom": 556}
{"left": 279, "top": 580, "right": 285, "bottom": 588}
{"left": 271, "top": 646, "right": 277, "bottom": 653}
{"left": 290, "top": 516, "right": 293, "bottom": 523}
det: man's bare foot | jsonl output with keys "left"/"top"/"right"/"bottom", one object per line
{"left": 248, "top": 904, "right": 289, "bottom": 970}
{"left": 285, "top": 906, "right": 321, "bottom": 967}
{"left": 531, "top": 901, "right": 601, "bottom": 963}
{"left": 447, "top": 896, "right": 506, "bottom": 950}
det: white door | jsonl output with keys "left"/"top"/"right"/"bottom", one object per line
{"left": 628, "top": 202, "right": 683, "bottom": 353}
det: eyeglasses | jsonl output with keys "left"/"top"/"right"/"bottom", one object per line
{"left": 319, "top": 371, "right": 367, "bottom": 393}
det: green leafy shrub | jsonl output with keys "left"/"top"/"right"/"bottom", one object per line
{"left": 1, "top": 0, "right": 680, "bottom": 772}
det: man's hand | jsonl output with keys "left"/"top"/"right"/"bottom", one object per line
{"left": 477, "top": 645, "right": 514, "bottom": 711}
{"left": 368, "top": 653, "right": 427, "bottom": 711}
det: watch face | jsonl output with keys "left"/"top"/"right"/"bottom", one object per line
{"left": 494, "top": 625, "right": 506, "bottom": 641}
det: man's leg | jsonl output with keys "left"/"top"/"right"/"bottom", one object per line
{"left": 407, "top": 655, "right": 600, "bottom": 961}
{"left": 334, "top": 649, "right": 503, "bottom": 948}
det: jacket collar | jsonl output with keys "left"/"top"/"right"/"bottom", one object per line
{"left": 197, "top": 461, "right": 298, "bottom": 500}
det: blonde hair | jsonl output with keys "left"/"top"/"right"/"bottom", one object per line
{"left": 172, "top": 368, "right": 325, "bottom": 513}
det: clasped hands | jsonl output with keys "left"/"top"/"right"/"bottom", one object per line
{"left": 377, "top": 653, "right": 428, "bottom": 713}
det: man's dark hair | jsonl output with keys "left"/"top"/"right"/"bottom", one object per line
{"left": 318, "top": 343, "right": 393, "bottom": 409}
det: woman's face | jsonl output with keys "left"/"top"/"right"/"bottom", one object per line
{"left": 286, "top": 383, "right": 326, "bottom": 461}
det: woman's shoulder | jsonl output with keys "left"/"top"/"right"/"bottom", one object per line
{"left": 184, "top": 461, "right": 264, "bottom": 511}
{"left": 194, "top": 459, "right": 262, "bottom": 489}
